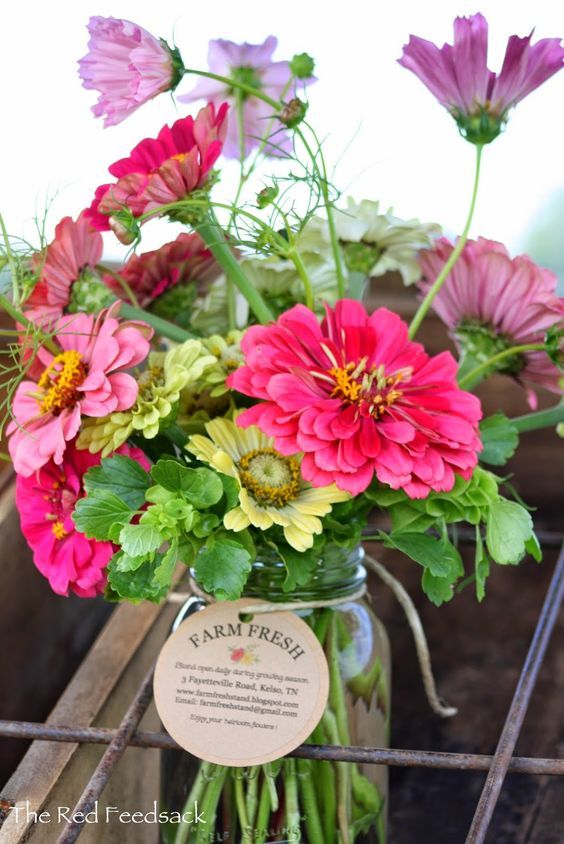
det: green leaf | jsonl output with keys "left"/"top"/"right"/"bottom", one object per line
{"left": 113, "top": 551, "right": 149, "bottom": 573}
{"left": 525, "top": 533, "right": 542, "bottom": 563}
{"left": 479, "top": 414, "right": 519, "bottom": 466}
{"left": 383, "top": 531, "right": 462, "bottom": 578}
{"left": 474, "top": 527, "right": 490, "bottom": 602}
{"left": 72, "top": 492, "right": 132, "bottom": 540}
{"left": 151, "top": 459, "right": 223, "bottom": 507}
{"left": 486, "top": 499, "right": 534, "bottom": 565}
{"left": 388, "top": 502, "right": 435, "bottom": 534}
{"left": 107, "top": 554, "right": 168, "bottom": 604}
{"left": 152, "top": 539, "right": 179, "bottom": 589}
{"left": 421, "top": 570, "right": 456, "bottom": 606}
{"left": 276, "top": 542, "right": 318, "bottom": 593}
{"left": 83, "top": 455, "right": 150, "bottom": 509}
{"left": 119, "top": 523, "right": 164, "bottom": 557}
{"left": 194, "top": 539, "right": 252, "bottom": 600}
{"left": 220, "top": 475, "right": 240, "bottom": 511}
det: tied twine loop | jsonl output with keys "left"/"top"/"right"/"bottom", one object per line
{"left": 168, "top": 551, "right": 457, "bottom": 719}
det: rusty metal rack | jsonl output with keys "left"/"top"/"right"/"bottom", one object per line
{"left": 1, "top": 541, "right": 563, "bottom": 844}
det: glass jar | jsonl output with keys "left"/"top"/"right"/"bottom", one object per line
{"left": 160, "top": 544, "right": 391, "bottom": 843}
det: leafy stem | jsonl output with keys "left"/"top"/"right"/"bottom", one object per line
{"left": 409, "top": 143, "right": 483, "bottom": 339}
{"left": 458, "top": 343, "right": 546, "bottom": 389}
{"left": 511, "top": 402, "right": 564, "bottom": 433}
{"left": 0, "top": 292, "right": 59, "bottom": 354}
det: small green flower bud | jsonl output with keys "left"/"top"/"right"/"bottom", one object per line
{"left": 160, "top": 39, "right": 186, "bottom": 91}
{"left": 342, "top": 241, "right": 382, "bottom": 275}
{"left": 256, "top": 185, "right": 279, "bottom": 209}
{"left": 454, "top": 107, "right": 505, "bottom": 146}
{"left": 109, "top": 211, "right": 141, "bottom": 246}
{"left": 279, "top": 97, "right": 308, "bottom": 128}
{"left": 290, "top": 53, "right": 315, "bottom": 79}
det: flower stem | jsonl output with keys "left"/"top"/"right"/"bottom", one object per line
{"left": 95, "top": 263, "right": 140, "bottom": 307}
{"left": 234, "top": 775, "right": 252, "bottom": 844}
{"left": 195, "top": 766, "right": 227, "bottom": 844}
{"left": 458, "top": 343, "right": 546, "bottom": 389}
{"left": 174, "top": 761, "right": 213, "bottom": 844}
{"left": 297, "top": 758, "right": 325, "bottom": 844}
{"left": 283, "top": 758, "right": 301, "bottom": 842}
{"left": 0, "top": 292, "right": 59, "bottom": 354}
{"left": 118, "top": 302, "right": 195, "bottom": 342}
{"left": 253, "top": 773, "right": 271, "bottom": 844}
{"left": 196, "top": 216, "right": 274, "bottom": 324}
{"left": 409, "top": 144, "right": 483, "bottom": 340}
{"left": 183, "top": 68, "right": 280, "bottom": 109}
{"left": 511, "top": 402, "right": 564, "bottom": 433}
{"left": 289, "top": 248, "right": 314, "bottom": 309}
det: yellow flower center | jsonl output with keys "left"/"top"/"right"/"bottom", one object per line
{"left": 37, "top": 350, "right": 87, "bottom": 415}
{"left": 52, "top": 520, "right": 67, "bottom": 540}
{"left": 329, "top": 360, "right": 411, "bottom": 417}
{"left": 238, "top": 448, "right": 301, "bottom": 507}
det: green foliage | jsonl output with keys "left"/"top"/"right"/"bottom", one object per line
{"left": 194, "top": 539, "right": 252, "bottom": 601}
{"left": 479, "top": 414, "right": 519, "bottom": 466}
{"left": 72, "top": 492, "right": 132, "bottom": 540}
{"left": 486, "top": 500, "right": 535, "bottom": 565}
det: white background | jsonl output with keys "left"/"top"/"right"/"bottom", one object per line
{"left": 2, "top": 0, "right": 564, "bottom": 278}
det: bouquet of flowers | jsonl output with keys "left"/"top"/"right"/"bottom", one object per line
{"left": 1, "top": 11, "right": 563, "bottom": 843}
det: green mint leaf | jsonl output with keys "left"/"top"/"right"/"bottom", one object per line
{"left": 119, "top": 523, "right": 164, "bottom": 557}
{"left": 107, "top": 554, "right": 168, "bottom": 604}
{"left": 486, "top": 499, "right": 534, "bottom": 565}
{"left": 151, "top": 459, "right": 223, "bottom": 507}
{"left": 152, "top": 539, "right": 179, "bottom": 589}
{"left": 421, "top": 570, "right": 456, "bottom": 606}
{"left": 83, "top": 454, "right": 150, "bottom": 509}
{"left": 194, "top": 539, "right": 252, "bottom": 600}
{"left": 383, "top": 531, "right": 463, "bottom": 578}
{"left": 72, "top": 492, "right": 133, "bottom": 540}
{"left": 479, "top": 414, "right": 519, "bottom": 466}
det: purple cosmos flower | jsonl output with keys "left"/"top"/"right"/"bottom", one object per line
{"left": 178, "top": 36, "right": 314, "bottom": 159}
{"left": 79, "top": 17, "right": 184, "bottom": 127}
{"left": 399, "top": 13, "right": 564, "bottom": 144}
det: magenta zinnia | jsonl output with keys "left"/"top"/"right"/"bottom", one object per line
{"left": 16, "top": 442, "right": 149, "bottom": 598}
{"left": 107, "top": 233, "right": 215, "bottom": 308}
{"left": 85, "top": 103, "right": 228, "bottom": 240}
{"left": 8, "top": 308, "right": 152, "bottom": 476}
{"left": 228, "top": 301, "right": 482, "bottom": 497}
{"left": 78, "top": 16, "right": 184, "bottom": 127}
{"left": 399, "top": 13, "right": 564, "bottom": 144}
{"left": 25, "top": 213, "right": 103, "bottom": 326}
{"left": 419, "top": 237, "right": 564, "bottom": 407}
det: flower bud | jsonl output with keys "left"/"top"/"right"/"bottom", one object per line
{"left": 454, "top": 107, "right": 505, "bottom": 146}
{"left": 109, "top": 211, "right": 141, "bottom": 246}
{"left": 68, "top": 269, "right": 115, "bottom": 314}
{"left": 279, "top": 98, "right": 308, "bottom": 128}
{"left": 256, "top": 185, "right": 279, "bottom": 209}
{"left": 290, "top": 53, "right": 315, "bottom": 79}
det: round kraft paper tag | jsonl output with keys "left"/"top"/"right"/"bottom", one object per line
{"left": 154, "top": 599, "right": 329, "bottom": 767}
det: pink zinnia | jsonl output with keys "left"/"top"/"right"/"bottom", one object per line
{"left": 78, "top": 16, "right": 183, "bottom": 127}
{"left": 16, "top": 441, "right": 150, "bottom": 598}
{"left": 179, "top": 37, "right": 314, "bottom": 158}
{"left": 228, "top": 301, "right": 482, "bottom": 498}
{"left": 84, "top": 103, "right": 228, "bottom": 240}
{"left": 107, "top": 233, "right": 215, "bottom": 308}
{"left": 419, "top": 237, "right": 564, "bottom": 408}
{"left": 399, "top": 13, "right": 564, "bottom": 144}
{"left": 8, "top": 307, "right": 152, "bottom": 477}
{"left": 25, "top": 213, "right": 103, "bottom": 326}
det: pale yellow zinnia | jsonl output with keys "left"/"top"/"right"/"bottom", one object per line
{"left": 187, "top": 416, "right": 349, "bottom": 552}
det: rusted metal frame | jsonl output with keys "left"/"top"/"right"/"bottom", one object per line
{"left": 466, "top": 543, "right": 564, "bottom": 844}
{"left": 1, "top": 721, "right": 564, "bottom": 777}
{"left": 55, "top": 667, "right": 155, "bottom": 844}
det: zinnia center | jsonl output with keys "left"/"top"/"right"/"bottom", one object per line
{"left": 238, "top": 448, "right": 301, "bottom": 507}
{"left": 37, "top": 350, "right": 87, "bottom": 415}
{"left": 329, "top": 360, "right": 410, "bottom": 416}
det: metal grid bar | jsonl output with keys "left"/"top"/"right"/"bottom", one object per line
{"left": 1, "top": 543, "right": 562, "bottom": 843}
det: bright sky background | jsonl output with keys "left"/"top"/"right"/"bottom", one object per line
{"left": 2, "top": 0, "right": 564, "bottom": 277}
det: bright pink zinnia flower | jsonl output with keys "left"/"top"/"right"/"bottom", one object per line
{"left": 16, "top": 441, "right": 150, "bottom": 598}
{"left": 25, "top": 213, "right": 104, "bottom": 326}
{"left": 107, "top": 233, "right": 215, "bottom": 307}
{"left": 419, "top": 237, "right": 564, "bottom": 408}
{"left": 78, "top": 16, "right": 183, "bottom": 127}
{"left": 178, "top": 37, "right": 314, "bottom": 158}
{"left": 84, "top": 104, "right": 228, "bottom": 240}
{"left": 399, "top": 13, "right": 564, "bottom": 144}
{"left": 8, "top": 307, "right": 152, "bottom": 477}
{"left": 228, "top": 301, "right": 482, "bottom": 498}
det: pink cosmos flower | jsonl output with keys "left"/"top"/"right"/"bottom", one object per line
{"left": 107, "top": 233, "right": 215, "bottom": 307}
{"left": 25, "top": 213, "right": 104, "bottom": 326}
{"left": 78, "top": 16, "right": 183, "bottom": 127}
{"left": 228, "top": 300, "right": 482, "bottom": 498}
{"left": 179, "top": 37, "right": 314, "bottom": 158}
{"left": 419, "top": 237, "right": 564, "bottom": 408}
{"left": 399, "top": 13, "right": 564, "bottom": 144}
{"left": 8, "top": 307, "right": 152, "bottom": 477}
{"left": 16, "top": 441, "right": 150, "bottom": 598}
{"left": 84, "top": 104, "right": 228, "bottom": 240}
